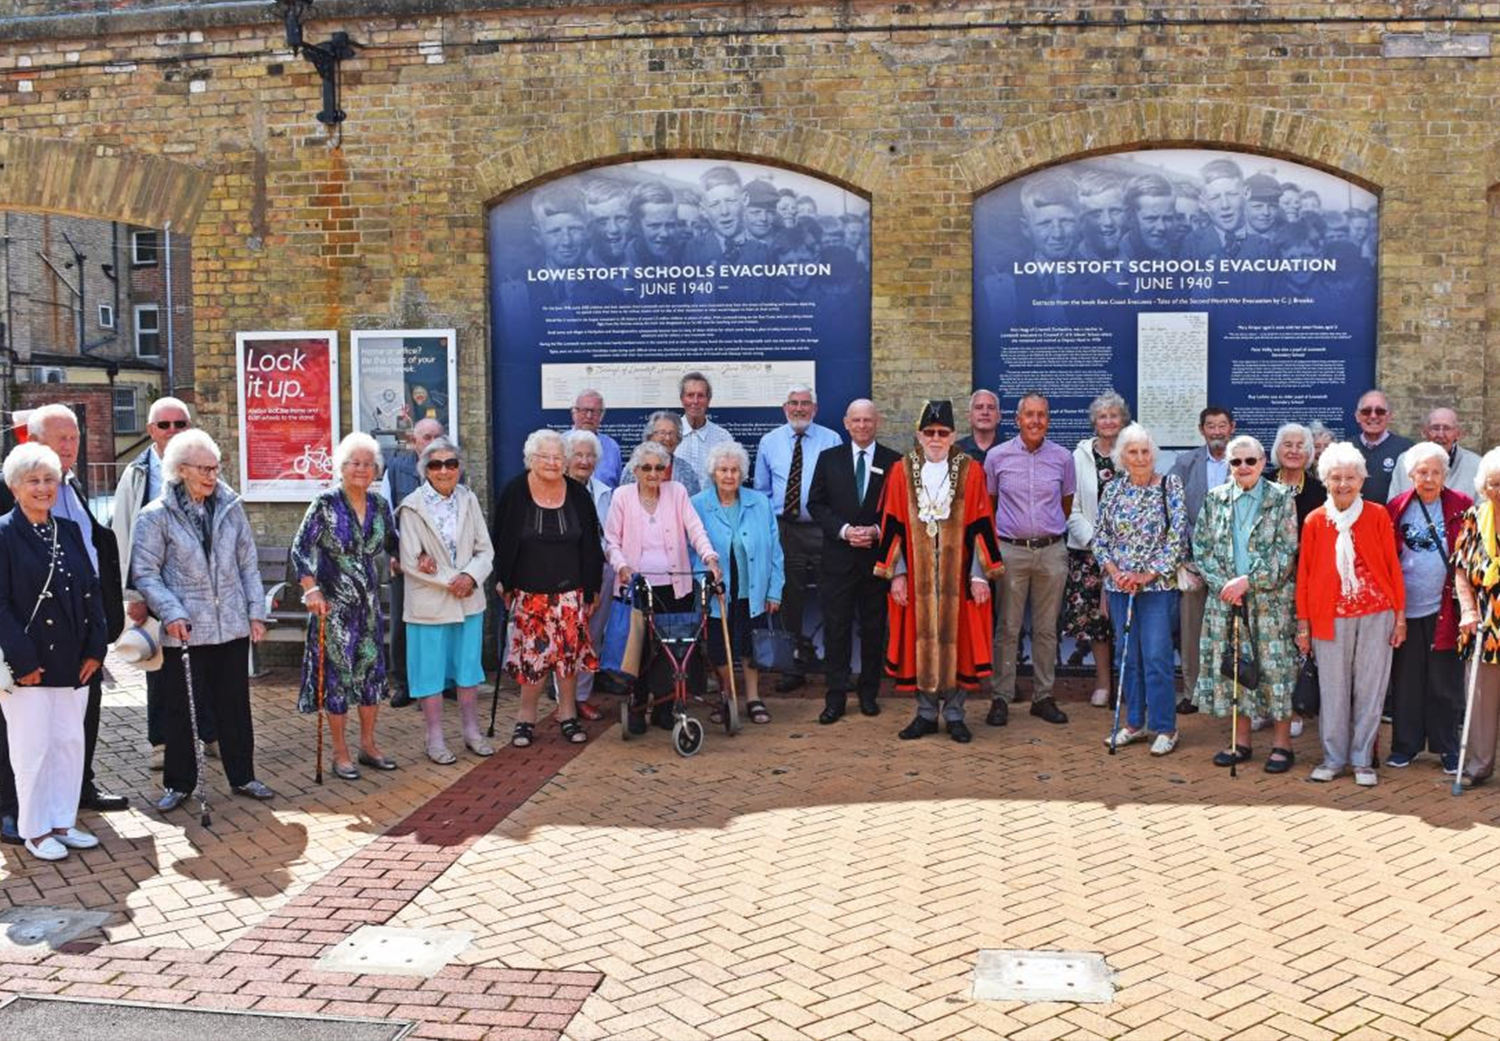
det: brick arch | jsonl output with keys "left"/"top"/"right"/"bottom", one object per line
{"left": 0, "top": 133, "right": 212, "bottom": 232}
{"left": 954, "top": 99, "right": 1402, "bottom": 195}
{"left": 473, "top": 110, "right": 892, "bottom": 203}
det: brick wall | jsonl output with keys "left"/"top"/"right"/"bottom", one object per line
{"left": 14, "top": 386, "right": 116, "bottom": 485}
{"left": 2, "top": 1, "right": 1499, "bottom": 534}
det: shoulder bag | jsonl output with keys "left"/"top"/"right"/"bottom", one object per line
{"left": 1218, "top": 598, "right": 1261, "bottom": 691}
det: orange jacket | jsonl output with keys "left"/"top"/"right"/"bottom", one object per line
{"left": 1295, "top": 503, "right": 1406, "bottom": 641}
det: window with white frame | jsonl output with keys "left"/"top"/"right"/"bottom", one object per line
{"left": 113, "top": 387, "right": 139, "bottom": 434}
{"left": 134, "top": 304, "right": 161, "bottom": 358}
{"left": 131, "top": 230, "right": 159, "bottom": 266}
{"left": 98, "top": 303, "right": 114, "bottom": 329}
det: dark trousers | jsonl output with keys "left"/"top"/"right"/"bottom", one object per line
{"left": 776, "top": 518, "right": 823, "bottom": 673}
{"left": 1389, "top": 612, "right": 1462, "bottom": 758}
{"left": 0, "top": 671, "right": 107, "bottom": 816}
{"left": 162, "top": 639, "right": 255, "bottom": 793}
{"left": 632, "top": 586, "right": 704, "bottom": 715}
{"left": 147, "top": 666, "right": 217, "bottom": 745}
{"left": 390, "top": 573, "right": 409, "bottom": 694}
{"left": 820, "top": 561, "right": 886, "bottom": 710}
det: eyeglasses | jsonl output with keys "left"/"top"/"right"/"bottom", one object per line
{"left": 785, "top": 399, "right": 815, "bottom": 409}
{"left": 425, "top": 458, "right": 461, "bottom": 471}
{"left": 1229, "top": 457, "right": 1261, "bottom": 468}
{"left": 637, "top": 464, "right": 668, "bottom": 473}
{"left": 153, "top": 419, "right": 190, "bottom": 431}
{"left": 572, "top": 406, "right": 602, "bottom": 416}
{"left": 919, "top": 428, "right": 953, "bottom": 438}
{"left": 1358, "top": 407, "right": 1389, "bottom": 417}
{"left": 184, "top": 463, "right": 220, "bottom": 476}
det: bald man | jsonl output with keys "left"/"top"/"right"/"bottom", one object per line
{"left": 1388, "top": 407, "right": 1481, "bottom": 500}
{"left": 807, "top": 400, "right": 901, "bottom": 722}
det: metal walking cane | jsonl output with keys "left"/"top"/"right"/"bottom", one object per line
{"left": 1229, "top": 604, "right": 1242, "bottom": 780}
{"left": 180, "top": 643, "right": 211, "bottom": 826}
{"left": 1453, "top": 639, "right": 1483, "bottom": 796}
{"left": 487, "top": 595, "right": 510, "bottom": 739}
{"left": 1108, "top": 592, "right": 1137, "bottom": 755}
{"left": 315, "top": 613, "right": 326, "bottom": 785}
{"left": 715, "top": 578, "right": 742, "bottom": 734}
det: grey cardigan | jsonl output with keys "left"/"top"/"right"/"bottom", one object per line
{"left": 130, "top": 480, "right": 266, "bottom": 648}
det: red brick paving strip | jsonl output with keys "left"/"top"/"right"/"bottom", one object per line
{"left": 0, "top": 720, "right": 609, "bottom": 1041}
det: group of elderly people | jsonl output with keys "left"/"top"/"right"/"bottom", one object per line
{"left": 4, "top": 380, "right": 1500, "bottom": 863}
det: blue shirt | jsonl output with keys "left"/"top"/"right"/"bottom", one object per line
{"left": 55, "top": 476, "right": 98, "bottom": 576}
{"left": 1397, "top": 497, "right": 1448, "bottom": 618}
{"left": 753, "top": 422, "right": 841, "bottom": 521}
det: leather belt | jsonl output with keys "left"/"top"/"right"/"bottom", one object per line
{"left": 998, "top": 534, "right": 1064, "bottom": 549}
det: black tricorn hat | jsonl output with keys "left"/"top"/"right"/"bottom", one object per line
{"left": 918, "top": 399, "right": 955, "bottom": 431}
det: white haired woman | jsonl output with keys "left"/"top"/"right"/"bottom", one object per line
{"left": 1386, "top": 441, "right": 1470, "bottom": 772}
{"left": 620, "top": 410, "right": 702, "bottom": 496}
{"left": 0, "top": 443, "right": 106, "bottom": 860}
{"left": 291, "top": 431, "right": 399, "bottom": 780}
{"left": 1091, "top": 423, "right": 1188, "bottom": 755}
{"left": 691, "top": 440, "right": 784, "bottom": 725}
{"left": 1064, "top": 391, "right": 1128, "bottom": 707}
{"left": 132, "top": 429, "right": 274, "bottom": 809}
{"left": 606, "top": 441, "right": 721, "bottom": 733}
{"left": 1295, "top": 443, "right": 1406, "bottom": 785}
{"left": 1193, "top": 435, "right": 1301, "bottom": 771}
{"left": 493, "top": 430, "right": 604, "bottom": 746}
{"left": 1271, "top": 422, "right": 1327, "bottom": 528}
{"left": 1453, "top": 447, "right": 1500, "bottom": 787}
{"left": 563, "top": 428, "right": 617, "bottom": 719}
{"left": 396, "top": 438, "right": 494, "bottom": 763}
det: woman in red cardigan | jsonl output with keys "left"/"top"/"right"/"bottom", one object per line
{"left": 1294, "top": 441, "right": 1406, "bottom": 786}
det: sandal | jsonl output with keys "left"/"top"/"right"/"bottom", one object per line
{"left": 747, "top": 700, "right": 771, "bottom": 725}
{"left": 1212, "top": 744, "right": 1252, "bottom": 767}
{"left": 559, "top": 717, "right": 588, "bottom": 744}
{"left": 512, "top": 721, "right": 535, "bottom": 748}
{"left": 1264, "top": 747, "right": 1295, "bottom": 774}
{"left": 426, "top": 744, "right": 457, "bottom": 765}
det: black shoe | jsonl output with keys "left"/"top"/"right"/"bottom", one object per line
{"left": 947, "top": 721, "right": 973, "bottom": 744}
{"left": 594, "top": 672, "right": 629, "bottom": 695}
{"left": 627, "top": 709, "right": 648, "bottom": 736}
{"left": 0, "top": 814, "right": 20, "bottom": 846}
{"left": 1176, "top": 697, "right": 1198, "bottom": 715}
{"left": 818, "top": 703, "right": 845, "bottom": 725}
{"left": 776, "top": 673, "right": 806, "bottom": 694}
{"left": 80, "top": 787, "right": 129, "bottom": 812}
{"left": 858, "top": 696, "right": 880, "bottom": 717}
{"left": 986, "top": 698, "right": 1009, "bottom": 727}
{"left": 898, "top": 716, "right": 939, "bottom": 740}
{"left": 1264, "top": 747, "right": 1295, "bottom": 774}
{"left": 389, "top": 689, "right": 413, "bottom": 708}
{"left": 1030, "top": 698, "right": 1068, "bottom": 724}
{"left": 1213, "top": 744, "right": 1253, "bottom": 767}
{"left": 651, "top": 705, "right": 674, "bottom": 731}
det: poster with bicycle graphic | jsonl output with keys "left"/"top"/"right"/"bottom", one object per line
{"left": 235, "top": 330, "right": 341, "bottom": 502}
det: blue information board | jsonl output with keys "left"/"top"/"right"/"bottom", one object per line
{"left": 973, "top": 149, "right": 1378, "bottom": 449}
{"left": 489, "top": 158, "right": 872, "bottom": 491}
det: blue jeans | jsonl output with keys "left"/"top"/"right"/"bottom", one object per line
{"left": 1109, "top": 589, "right": 1179, "bottom": 734}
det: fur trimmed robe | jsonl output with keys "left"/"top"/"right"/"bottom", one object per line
{"left": 874, "top": 449, "right": 1004, "bottom": 693}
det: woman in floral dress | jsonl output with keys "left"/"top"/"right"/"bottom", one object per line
{"left": 1064, "top": 391, "right": 1128, "bottom": 707}
{"left": 293, "top": 432, "right": 398, "bottom": 780}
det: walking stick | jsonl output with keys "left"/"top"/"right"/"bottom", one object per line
{"left": 1230, "top": 605, "right": 1241, "bottom": 779}
{"left": 487, "top": 597, "right": 510, "bottom": 739}
{"left": 1453, "top": 641, "right": 1482, "bottom": 796}
{"left": 315, "top": 614, "right": 326, "bottom": 785}
{"left": 715, "top": 581, "right": 741, "bottom": 734}
{"left": 1108, "top": 592, "right": 1136, "bottom": 755}
{"left": 180, "top": 645, "right": 211, "bottom": 827}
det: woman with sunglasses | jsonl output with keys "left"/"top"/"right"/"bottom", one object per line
{"left": 604, "top": 441, "right": 720, "bottom": 734}
{"left": 493, "top": 429, "right": 604, "bottom": 747}
{"left": 1295, "top": 442, "right": 1406, "bottom": 785}
{"left": 1192, "top": 435, "right": 1301, "bottom": 772}
{"left": 394, "top": 437, "right": 494, "bottom": 764}
{"left": 1385, "top": 442, "right": 1470, "bottom": 773}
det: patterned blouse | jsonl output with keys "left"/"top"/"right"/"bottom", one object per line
{"left": 1452, "top": 505, "right": 1500, "bottom": 662}
{"left": 1092, "top": 473, "right": 1189, "bottom": 594}
{"left": 420, "top": 482, "right": 461, "bottom": 565}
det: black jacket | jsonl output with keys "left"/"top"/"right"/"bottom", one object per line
{"left": 0, "top": 475, "right": 123, "bottom": 641}
{"left": 807, "top": 440, "right": 901, "bottom": 574}
{"left": 0, "top": 508, "right": 108, "bottom": 682}
{"left": 491, "top": 473, "right": 605, "bottom": 602}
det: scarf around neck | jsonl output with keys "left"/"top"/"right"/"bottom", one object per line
{"left": 1323, "top": 494, "right": 1364, "bottom": 596}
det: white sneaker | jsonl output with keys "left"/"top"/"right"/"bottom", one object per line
{"left": 1289, "top": 718, "right": 1304, "bottom": 739}
{"left": 1250, "top": 716, "right": 1269, "bottom": 732}
{"left": 24, "top": 836, "right": 67, "bottom": 861}
{"left": 1103, "top": 726, "right": 1147, "bottom": 748}
{"left": 55, "top": 828, "right": 98, "bottom": 850}
{"left": 1149, "top": 732, "right": 1179, "bottom": 756}
{"left": 1354, "top": 767, "right": 1378, "bottom": 787}
{"left": 1090, "top": 688, "right": 1110, "bottom": 708}
{"left": 1309, "top": 764, "right": 1337, "bottom": 782}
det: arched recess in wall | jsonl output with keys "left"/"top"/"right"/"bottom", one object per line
{"left": 956, "top": 102, "right": 1397, "bottom": 452}
{"left": 0, "top": 134, "right": 211, "bottom": 231}
{"left": 474, "top": 112, "right": 892, "bottom": 490}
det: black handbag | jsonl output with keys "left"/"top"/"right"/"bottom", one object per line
{"left": 1291, "top": 655, "right": 1320, "bottom": 717}
{"left": 1219, "top": 600, "right": 1261, "bottom": 691}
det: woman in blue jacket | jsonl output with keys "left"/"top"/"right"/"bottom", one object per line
{"left": 691, "top": 442, "right": 785, "bottom": 724}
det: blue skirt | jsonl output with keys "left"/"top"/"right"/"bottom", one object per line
{"left": 406, "top": 614, "right": 486, "bottom": 698}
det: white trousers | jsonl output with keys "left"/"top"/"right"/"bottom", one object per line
{"left": 1, "top": 685, "right": 87, "bottom": 840}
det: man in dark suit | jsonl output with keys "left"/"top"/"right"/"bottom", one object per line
{"left": 807, "top": 399, "right": 900, "bottom": 724}
{"left": 1, "top": 404, "right": 128, "bottom": 846}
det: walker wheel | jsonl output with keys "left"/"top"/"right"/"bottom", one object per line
{"left": 620, "top": 698, "right": 632, "bottom": 741}
{"left": 672, "top": 717, "right": 704, "bottom": 757}
{"left": 721, "top": 694, "right": 740, "bottom": 735}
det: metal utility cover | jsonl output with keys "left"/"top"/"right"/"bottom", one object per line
{"left": 0, "top": 995, "right": 412, "bottom": 1040}
{"left": 315, "top": 925, "right": 473, "bottom": 977}
{"left": 971, "top": 949, "right": 1114, "bottom": 1003}
{"left": 0, "top": 906, "right": 111, "bottom": 955}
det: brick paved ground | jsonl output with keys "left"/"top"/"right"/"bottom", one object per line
{"left": 3, "top": 653, "right": 1500, "bottom": 1040}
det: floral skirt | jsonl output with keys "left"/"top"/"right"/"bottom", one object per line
{"left": 1060, "top": 549, "right": 1113, "bottom": 643}
{"left": 504, "top": 589, "right": 599, "bottom": 685}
